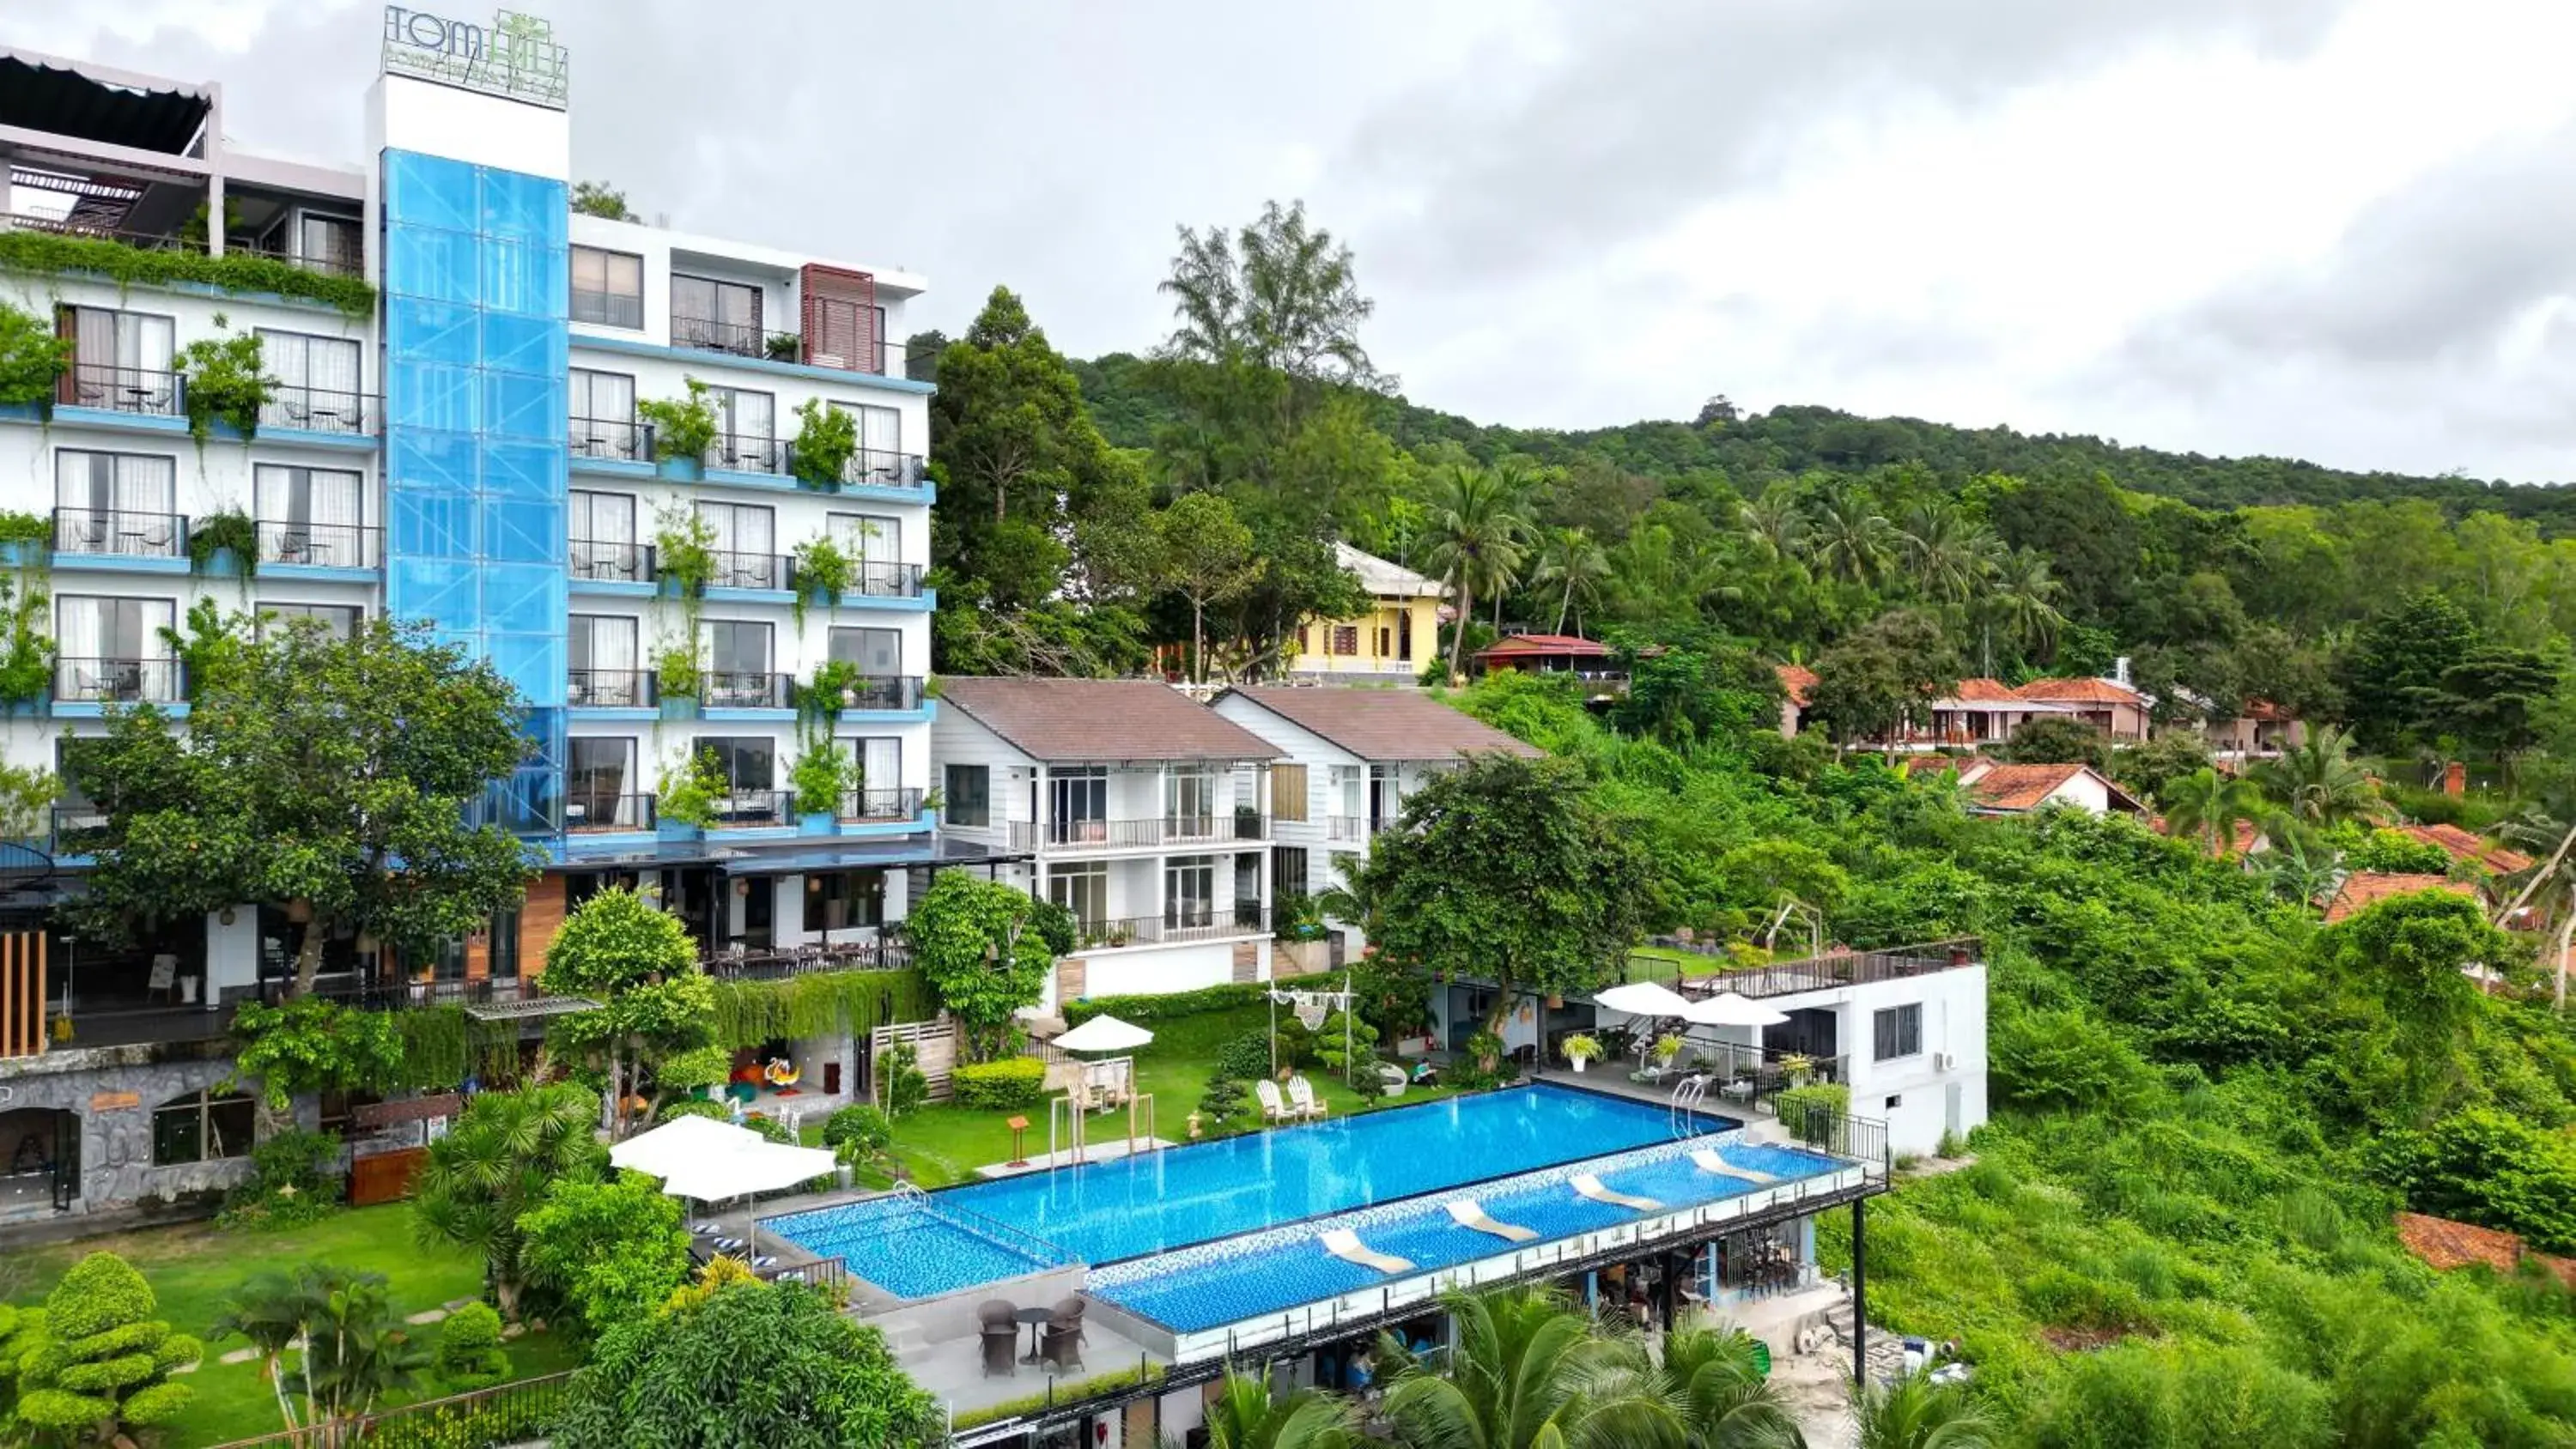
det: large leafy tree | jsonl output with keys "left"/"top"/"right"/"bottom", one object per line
{"left": 519, "top": 1173, "right": 696, "bottom": 1341}
{"left": 554, "top": 1276, "right": 936, "bottom": 1449}
{"left": 72, "top": 616, "right": 535, "bottom": 996}
{"left": 2423, "top": 643, "right": 2561, "bottom": 786}
{"left": 1532, "top": 525, "right": 1613, "bottom": 636}
{"left": 410, "top": 1082, "right": 605, "bottom": 1320}
{"left": 540, "top": 887, "right": 726, "bottom": 1137}
{"left": 1805, "top": 609, "right": 1959, "bottom": 749}
{"left": 2337, "top": 590, "right": 2479, "bottom": 751}
{"left": 1358, "top": 755, "right": 1649, "bottom": 1043}
{"left": 2251, "top": 725, "right": 2384, "bottom": 828}
{"left": 908, "top": 870, "right": 1053, "bottom": 1061}
{"left": 1156, "top": 490, "right": 1266, "bottom": 682}
{"left": 211, "top": 1264, "right": 430, "bottom": 1440}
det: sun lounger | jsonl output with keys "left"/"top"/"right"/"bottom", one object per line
{"left": 1321, "top": 1228, "right": 1415, "bottom": 1274}
{"left": 1286, "top": 1076, "right": 1328, "bottom": 1120}
{"left": 1444, "top": 1198, "right": 1538, "bottom": 1242}
{"left": 1690, "top": 1147, "right": 1777, "bottom": 1185}
{"left": 1571, "top": 1173, "right": 1663, "bottom": 1212}
{"left": 1255, "top": 1079, "right": 1294, "bottom": 1123}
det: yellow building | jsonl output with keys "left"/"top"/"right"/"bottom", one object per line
{"left": 1287, "top": 543, "right": 1447, "bottom": 682}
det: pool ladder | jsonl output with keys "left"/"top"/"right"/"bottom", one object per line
{"left": 1669, "top": 1074, "right": 1713, "bottom": 1137}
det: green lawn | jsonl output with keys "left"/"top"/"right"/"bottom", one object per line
{"left": 7, "top": 1204, "right": 578, "bottom": 1448}
{"left": 883, "top": 1004, "right": 1457, "bottom": 1187}
{"left": 1628, "top": 943, "right": 1728, "bottom": 979}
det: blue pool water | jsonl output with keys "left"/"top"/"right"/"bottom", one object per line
{"left": 1089, "top": 1138, "right": 1845, "bottom": 1332}
{"left": 769, "top": 1084, "right": 1706, "bottom": 1300}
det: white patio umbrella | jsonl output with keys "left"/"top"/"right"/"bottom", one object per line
{"left": 608, "top": 1112, "right": 762, "bottom": 1175}
{"left": 1054, "top": 1013, "right": 1154, "bottom": 1054}
{"left": 1593, "top": 981, "right": 1694, "bottom": 1018}
{"left": 1681, "top": 991, "right": 1791, "bottom": 1028}
{"left": 643, "top": 1137, "right": 837, "bottom": 1264}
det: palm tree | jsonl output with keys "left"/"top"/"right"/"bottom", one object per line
{"left": 2158, "top": 767, "right": 2264, "bottom": 858}
{"left": 1811, "top": 488, "right": 1896, "bottom": 587}
{"left": 1853, "top": 1370, "right": 1997, "bottom": 1449}
{"left": 1203, "top": 1367, "right": 1364, "bottom": 1449}
{"left": 410, "top": 1082, "right": 603, "bottom": 1319}
{"left": 1382, "top": 1287, "right": 1680, "bottom": 1449}
{"left": 1532, "top": 526, "right": 1613, "bottom": 635}
{"left": 1740, "top": 491, "right": 1809, "bottom": 565}
{"left": 215, "top": 1264, "right": 434, "bottom": 1440}
{"left": 2252, "top": 819, "right": 2342, "bottom": 909}
{"left": 1983, "top": 548, "right": 2065, "bottom": 667}
{"left": 1899, "top": 503, "right": 2000, "bottom": 607}
{"left": 1656, "top": 1325, "right": 1807, "bottom": 1448}
{"left": 2251, "top": 725, "right": 2385, "bottom": 828}
{"left": 1420, "top": 464, "right": 1531, "bottom": 679}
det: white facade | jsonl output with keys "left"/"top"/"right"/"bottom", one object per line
{"left": 1207, "top": 693, "right": 1449, "bottom": 924}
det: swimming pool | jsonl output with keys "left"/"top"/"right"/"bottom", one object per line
{"left": 768, "top": 1083, "right": 1715, "bottom": 1300}
{"left": 1087, "top": 1137, "right": 1846, "bottom": 1333}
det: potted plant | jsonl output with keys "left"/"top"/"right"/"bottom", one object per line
{"left": 1561, "top": 1034, "right": 1601, "bottom": 1074}
{"left": 0, "top": 302, "right": 70, "bottom": 417}
{"left": 654, "top": 643, "right": 702, "bottom": 720}
{"left": 1653, "top": 1034, "right": 1686, "bottom": 1067}
{"left": 1781, "top": 1052, "right": 1817, "bottom": 1088}
{"left": 765, "top": 332, "right": 804, "bottom": 364}
{"left": 637, "top": 379, "right": 719, "bottom": 478}
{"left": 789, "top": 533, "right": 854, "bottom": 629}
{"left": 0, "top": 511, "right": 50, "bottom": 572}
{"left": 651, "top": 501, "right": 718, "bottom": 599}
{"left": 187, "top": 508, "right": 260, "bottom": 580}
{"left": 789, "top": 738, "right": 851, "bottom": 834}
{"left": 173, "top": 315, "right": 271, "bottom": 442}
{"left": 788, "top": 396, "right": 858, "bottom": 492}
{"left": 656, "top": 748, "right": 723, "bottom": 839}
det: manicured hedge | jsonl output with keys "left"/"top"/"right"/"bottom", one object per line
{"left": 951, "top": 1056, "right": 1048, "bottom": 1111}
{"left": 1063, "top": 978, "right": 1303, "bottom": 1026}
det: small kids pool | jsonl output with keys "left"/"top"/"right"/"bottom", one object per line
{"left": 768, "top": 1083, "right": 1716, "bottom": 1300}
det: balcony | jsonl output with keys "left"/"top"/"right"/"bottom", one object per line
{"left": 830, "top": 447, "right": 929, "bottom": 492}
{"left": 843, "top": 560, "right": 926, "bottom": 598}
{"left": 710, "top": 790, "right": 793, "bottom": 828}
{"left": 671, "top": 313, "right": 786, "bottom": 361}
{"left": 50, "top": 803, "right": 107, "bottom": 854}
{"left": 703, "top": 937, "right": 913, "bottom": 976}
{"left": 53, "top": 506, "right": 184, "bottom": 560}
{"left": 840, "top": 786, "right": 924, "bottom": 822}
{"left": 833, "top": 674, "right": 925, "bottom": 712}
{"left": 257, "top": 382, "right": 375, "bottom": 436}
{"left": 566, "top": 791, "right": 656, "bottom": 833}
{"left": 1010, "top": 813, "right": 1270, "bottom": 853}
{"left": 1072, "top": 903, "right": 1271, "bottom": 950}
{"left": 1323, "top": 815, "right": 1397, "bottom": 844}
{"left": 56, "top": 656, "right": 182, "bottom": 705}
{"left": 707, "top": 548, "right": 789, "bottom": 591}
{"left": 705, "top": 670, "right": 794, "bottom": 710}
{"left": 571, "top": 415, "right": 653, "bottom": 463}
{"left": 568, "top": 668, "right": 657, "bottom": 709}
{"left": 707, "top": 431, "right": 787, "bottom": 477}
{"left": 1629, "top": 936, "right": 1983, "bottom": 1000}
{"left": 570, "top": 538, "right": 654, "bottom": 584}
{"left": 257, "top": 518, "right": 379, "bottom": 570}
{"left": 55, "top": 361, "right": 179, "bottom": 417}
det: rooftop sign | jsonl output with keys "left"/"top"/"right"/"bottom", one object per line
{"left": 381, "top": 7, "right": 568, "bottom": 111}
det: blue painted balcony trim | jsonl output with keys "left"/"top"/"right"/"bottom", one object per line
{"left": 568, "top": 453, "right": 656, "bottom": 481}
{"left": 703, "top": 585, "right": 795, "bottom": 605}
{"left": 263, "top": 561, "right": 378, "bottom": 583}
{"left": 567, "top": 706, "right": 659, "bottom": 722}
{"left": 568, "top": 578, "right": 656, "bottom": 599}
{"left": 52, "top": 554, "right": 190, "bottom": 577}
{"left": 702, "top": 707, "right": 797, "bottom": 723}
{"left": 52, "top": 700, "right": 190, "bottom": 720}
{"left": 835, "top": 811, "right": 937, "bottom": 839}
{"left": 570, "top": 333, "right": 937, "bottom": 395}
{"left": 707, "top": 825, "right": 797, "bottom": 843}
{"left": 835, "top": 702, "right": 936, "bottom": 727}
{"left": 49, "top": 405, "right": 189, "bottom": 438}
{"left": 830, "top": 589, "right": 934, "bottom": 615}
{"left": 238, "top": 423, "right": 376, "bottom": 453}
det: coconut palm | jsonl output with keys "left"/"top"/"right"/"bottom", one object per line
{"left": 1420, "top": 464, "right": 1532, "bottom": 678}
{"left": 1532, "top": 526, "right": 1613, "bottom": 635}
{"left": 1983, "top": 548, "right": 2066, "bottom": 663}
{"left": 1656, "top": 1325, "right": 1807, "bottom": 1448}
{"left": 2250, "top": 725, "right": 2385, "bottom": 828}
{"left": 1740, "top": 491, "right": 1810, "bottom": 566}
{"left": 1204, "top": 1367, "right": 1364, "bottom": 1449}
{"left": 1899, "top": 503, "right": 2000, "bottom": 608}
{"left": 1811, "top": 488, "right": 1895, "bottom": 587}
{"left": 1853, "top": 1370, "right": 1997, "bottom": 1449}
{"left": 1381, "top": 1287, "right": 1682, "bottom": 1449}
{"left": 2251, "top": 820, "right": 2342, "bottom": 909}
{"left": 215, "top": 1264, "right": 433, "bottom": 1440}
{"left": 2158, "top": 767, "right": 2264, "bottom": 858}
{"left": 410, "top": 1082, "right": 605, "bottom": 1319}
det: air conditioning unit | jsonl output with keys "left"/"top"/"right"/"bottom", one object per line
{"left": 1933, "top": 1052, "right": 1956, "bottom": 1072}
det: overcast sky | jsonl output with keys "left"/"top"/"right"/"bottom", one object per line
{"left": 11, "top": 0, "right": 2575, "bottom": 483}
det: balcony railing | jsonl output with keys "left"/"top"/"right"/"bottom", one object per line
{"left": 842, "top": 560, "right": 926, "bottom": 597}
{"left": 671, "top": 314, "right": 774, "bottom": 359}
{"left": 568, "top": 668, "right": 657, "bottom": 709}
{"left": 1011, "top": 814, "right": 1268, "bottom": 852}
{"left": 573, "top": 288, "right": 644, "bottom": 330}
{"left": 258, "top": 383, "right": 374, "bottom": 435}
{"left": 570, "top": 538, "right": 654, "bottom": 583}
{"left": 703, "top": 937, "right": 914, "bottom": 976}
{"left": 56, "top": 361, "right": 179, "bottom": 416}
{"left": 571, "top": 415, "right": 653, "bottom": 462}
{"left": 709, "top": 789, "right": 793, "bottom": 828}
{"left": 257, "top": 519, "right": 378, "bottom": 569}
{"left": 1627, "top": 936, "right": 1984, "bottom": 1000}
{"left": 53, "top": 507, "right": 184, "bottom": 559}
{"left": 56, "top": 657, "right": 181, "bottom": 705}
{"left": 707, "top": 548, "right": 789, "bottom": 591}
{"left": 840, "top": 786, "right": 924, "bottom": 822}
{"left": 831, "top": 674, "right": 925, "bottom": 712}
{"left": 705, "top": 671, "right": 793, "bottom": 710}
{"left": 566, "top": 791, "right": 656, "bottom": 832}
{"left": 5, "top": 211, "right": 201, "bottom": 253}
{"left": 1324, "top": 815, "right": 1397, "bottom": 843}
{"left": 707, "top": 432, "right": 787, "bottom": 476}
{"left": 1073, "top": 904, "right": 1270, "bottom": 949}
{"left": 50, "top": 803, "right": 107, "bottom": 853}
{"left": 833, "top": 447, "right": 929, "bottom": 491}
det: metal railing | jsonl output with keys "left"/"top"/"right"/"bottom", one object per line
{"left": 705, "top": 670, "right": 793, "bottom": 709}
{"left": 569, "top": 537, "right": 654, "bottom": 583}
{"left": 833, "top": 446, "right": 929, "bottom": 490}
{"left": 257, "top": 383, "right": 374, "bottom": 435}
{"left": 839, "top": 560, "right": 927, "bottom": 597}
{"left": 671, "top": 313, "right": 773, "bottom": 359}
{"left": 1011, "top": 814, "right": 1268, "bottom": 852}
{"left": 708, "top": 547, "right": 790, "bottom": 591}
{"left": 566, "top": 791, "right": 656, "bottom": 832}
{"left": 287, "top": 974, "right": 542, "bottom": 1011}
{"left": 1323, "top": 815, "right": 1394, "bottom": 843}
{"left": 707, "top": 431, "right": 787, "bottom": 476}
{"left": 756, "top": 1256, "right": 853, "bottom": 1294}
{"left": 57, "top": 361, "right": 181, "bottom": 415}
{"left": 53, "top": 507, "right": 185, "bottom": 558}
{"left": 886, "top": 1182, "right": 1080, "bottom": 1270}
{"left": 200, "top": 1370, "right": 572, "bottom": 1449}
{"left": 257, "top": 519, "right": 378, "bottom": 569}
{"left": 573, "top": 288, "right": 645, "bottom": 330}
{"left": 226, "top": 239, "right": 366, "bottom": 276}
{"left": 704, "top": 937, "right": 914, "bottom": 975}
{"left": 50, "top": 803, "right": 107, "bottom": 853}
{"left": 570, "top": 414, "right": 653, "bottom": 462}
{"left": 568, "top": 668, "right": 657, "bottom": 708}
{"left": 1632, "top": 936, "right": 1982, "bottom": 1000}
{"left": 841, "top": 785, "right": 925, "bottom": 822}
{"left": 5, "top": 211, "right": 200, "bottom": 253}
{"left": 56, "top": 656, "right": 181, "bottom": 704}
{"left": 830, "top": 674, "right": 925, "bottom": 712}
{"left": 708, "top": 789, "right": 793, "bottom": 827}
{"left": 1073, "top": 904, "right": 1269, "bottom": 949}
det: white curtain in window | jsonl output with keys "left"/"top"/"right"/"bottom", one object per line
{"left": 580, "top": 616, "right": 638, "bottom": 670}
{"left": 694, "top": 502, "right": 737, "bottom": 555}
{"left": 854, "top": 737, "right": 901, "bottom": 790}
{"left": 574, "top": 492, "right": 635, "bottom": 545}
{"left": 858, "top": 405, "right": 900, "bottom": 457}
{"left": 261, "top": 330, "right": 307, "bottom": 391}
{"left": 56, "top": 597, "right": 100, "bottom": 665}
{"left": 114, "top": 456, "right": 175, "bottom": 518}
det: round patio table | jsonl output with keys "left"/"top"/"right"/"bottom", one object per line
{"left": 1016, "top": 1306, "right": 1055, "bottom": 1365}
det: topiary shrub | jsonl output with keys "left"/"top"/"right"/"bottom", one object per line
{"left": 952, "top": 1057, "right": 1047, "bottom": 1111}
{"left": 821, "top": 1104, "right": 894, "bottom": 1165}
{"left": 433, "top": 1301, "right": 509, "bottom": 1391}
{"left": 11, "top": 1252, "right": 202, "bottom": 1439}
{"left": 1197, "top": 1076, "right": 1251, "bottom": 1131}
{"left": 658, "top": 1097, "right": 728, "bottom": 1123}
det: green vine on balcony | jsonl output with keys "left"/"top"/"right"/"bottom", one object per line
{"left": 187, "top": 507, "right": 261, "bottom": 579}
{"left": 0, "top": 301, "right": 70, "bottom": 409}
{"left": 653, "top": 639, "right": 702, "bottom": 703}
{"left": 799, "top": 658, "right": 862, "bottom": 730}
{"left": 656, "top": 746, "right": 727, "bottom": 829}
{"left": 789, "top": 396, "right": 857, "bottom": 489}
{"left": 789, "top": 731, "right": 855, "bottom": 816}
{"left": 0, "top": 575, "right": 55, "bottom": 709}
{"left": 788, "top": 534, "right": 854, "bottom": 630}
{"left": 175, "top": 316, "right": 273, "bottom": 443}
{"left": 637, "top": 379, "right": 719, "bottom": 463}
{"left": 0, "top": 229, "right": 376, "bottom": 317}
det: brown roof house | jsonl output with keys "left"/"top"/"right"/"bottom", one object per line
{"left": 1915, "top": 758, "right": 2146, "bottom": 818}
{"left": 2011, "top": 675, "right": 2153, "bottom": 741}
{"left": 2395, "top": 1211, "right": 2576, "bottom": 1291}
{"left": 1775, "top": 664, "right": 1819, "bottom": 739}
{"left": 1214, "top": 687, "right": 1541, "bottom": 955}
{"left": 2395, "top": 823, "right": 2534, "bottom": 876}
{"left": 2322, "top": 871, "right": 2479, "bottom": 924}
{"left": 933, "top": 678, "right": 1285, "bottom": 1010}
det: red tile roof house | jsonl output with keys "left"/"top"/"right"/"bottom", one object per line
{"left": 1910, "top": 758, "right": 2147, "bottom": 817}
{"left": 2010, "top": 676, "right": 2154, "bottom": 741}
{"left": 2204, "top": 699, "right": 2307, "bottom": 761}
{"left": 2322, "top": 871, "right": 2479, "bottom": 924}
{"left": 1473, "top": 634, "right": 1626, "bottom": 696}
{"left": 2395, "top": 822, "right": 2535, "bottom": 876}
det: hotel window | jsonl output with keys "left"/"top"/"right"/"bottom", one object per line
{"left": 152, "top": 1088, "right": 255, "bottom": 1167}
{"left": 1052, "top": 766, "right": 1108, "bottom": 842}
{"left": 829, "top": 513, "right": 904, "bottom": 591}
{"left": 945, "top": 764, "right": 989, "bottom": 828}
{"left": 256, "top": 330, "right": 362, "bottom": 429}
{"left": 671, "top": 274, "right": 762, "bottom": 354}
{"left": 828, "top": 627, "right": 902, "bottom": 677}
{"left": 692, "top": 736, "right": 776, "bottom": 795}
{"left": 568, "top": 737, "right": 640, "bottom": 827}
{"left": 1164, "top": 855, "right": 1216, "bottom": 928}
{"left": 703, "top": 387, "right": 776, "bottom": 470}
{"left": 828, "top": 402, "right": 905, "bottom": 482}
{"left": 1331, "top": 765, "right": 1363, "bottom": 821}
{"left": 700, "top": 621, "right": 774, "bottom": 701}
{"left": 694, "top": 501, "right": 777, "bottom": 588}
{"left": 1273, "top": 845, "right": 1310, "bottom": 900}
{"left": 258, "top": 603, "right": 362, "bottom": 640}
{"left": 57, "top": 306, "right": 174, "bottom": 409}
{"left": 805, "top": 868, "right": 887, "bottom": 933}
{"left": 845, "top": 737, "right": 903, "bottom": 799}
{"left": 300, "top": 213, "right": 361, "bottom": 274}
{"left": 1874, "top": 1003, "right": 1923, "bottom": 1062}
{"left": 571, "top": 246, "right": 644, "bottom": 328}
{"left": 570, "top": 369, "right": 641, "bottom": 458}
{"left": 1048, "top": 862, "right": 1108, "bottom": 932}
{"left": 254, "top": 464, "right": 366, "bottom": 567}
{"left": 872, "top": 304, "right": 889, "bottom": 369}
{"left": 569, "top": 615, "right": 642, "bottom": 705}
{"left": 55, "top": 451, "right": 178, "bottom": 555}
{"left": 570, "top": 491, "right": 641, "bottom": 580}
{"left": 1271, "top": 764, "right": 1309, "bottom": 822}
{"left": 1333, "top": 626, "right": 1359, "bottom": 656}
{"left": 56, "top": 597, "right": 175, "bottom": 701}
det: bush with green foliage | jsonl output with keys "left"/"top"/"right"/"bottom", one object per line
{"left": 789, "top": 396, "right": 860, "bottom": 488}
{"left": 1999, "top": 716, "right": 2112, "bottom": 767}
{"left": 217, "top": 1127, "right": 345, "bottom": 1230}
{"left": 0, "top": 227, "right": 377, "bottom": 314}
{"left": 0, "top": 301, "right": 70, "bottom": 408}
{"left": 878, "top": 1041, "right": 927, "bottom": 1118}
{"left": 952, "top": 1056, "right": 1048, "bottom": 1111}
{"left": 638, "top": 379, "right": 720, "bottom": 464}
{"left": 431, "top": 1302, "right": 509, "bottom": 1391}
{"left": 909, "top": 870, "right": 1053, "bottom": 1060}
{"left": 2342, "top": 826, "right": 2458, "bottom": 876}
{"left": 174, "top": 318, "right": 274, "bottom": 441}
{"left": 822, "top": 1104, "right": 894, "bottom": 1167}
{"left": 9, "top": 1252, "right": 201, "bottom": 1439}
{"left": 1063, "top": 979, "right": 1280, "bottom": 1025}
{"left": 1212, "top": 1029, "right": 1275, "bottom": 1082}
{"left": 232, "top": 996, "right": 405, "bottom": 1110}
{"left": 788, "top": 533, "right": 854, "bottom": 628}
{"left": 519, "top": 1172, "right": 695, "bottom": 1342}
